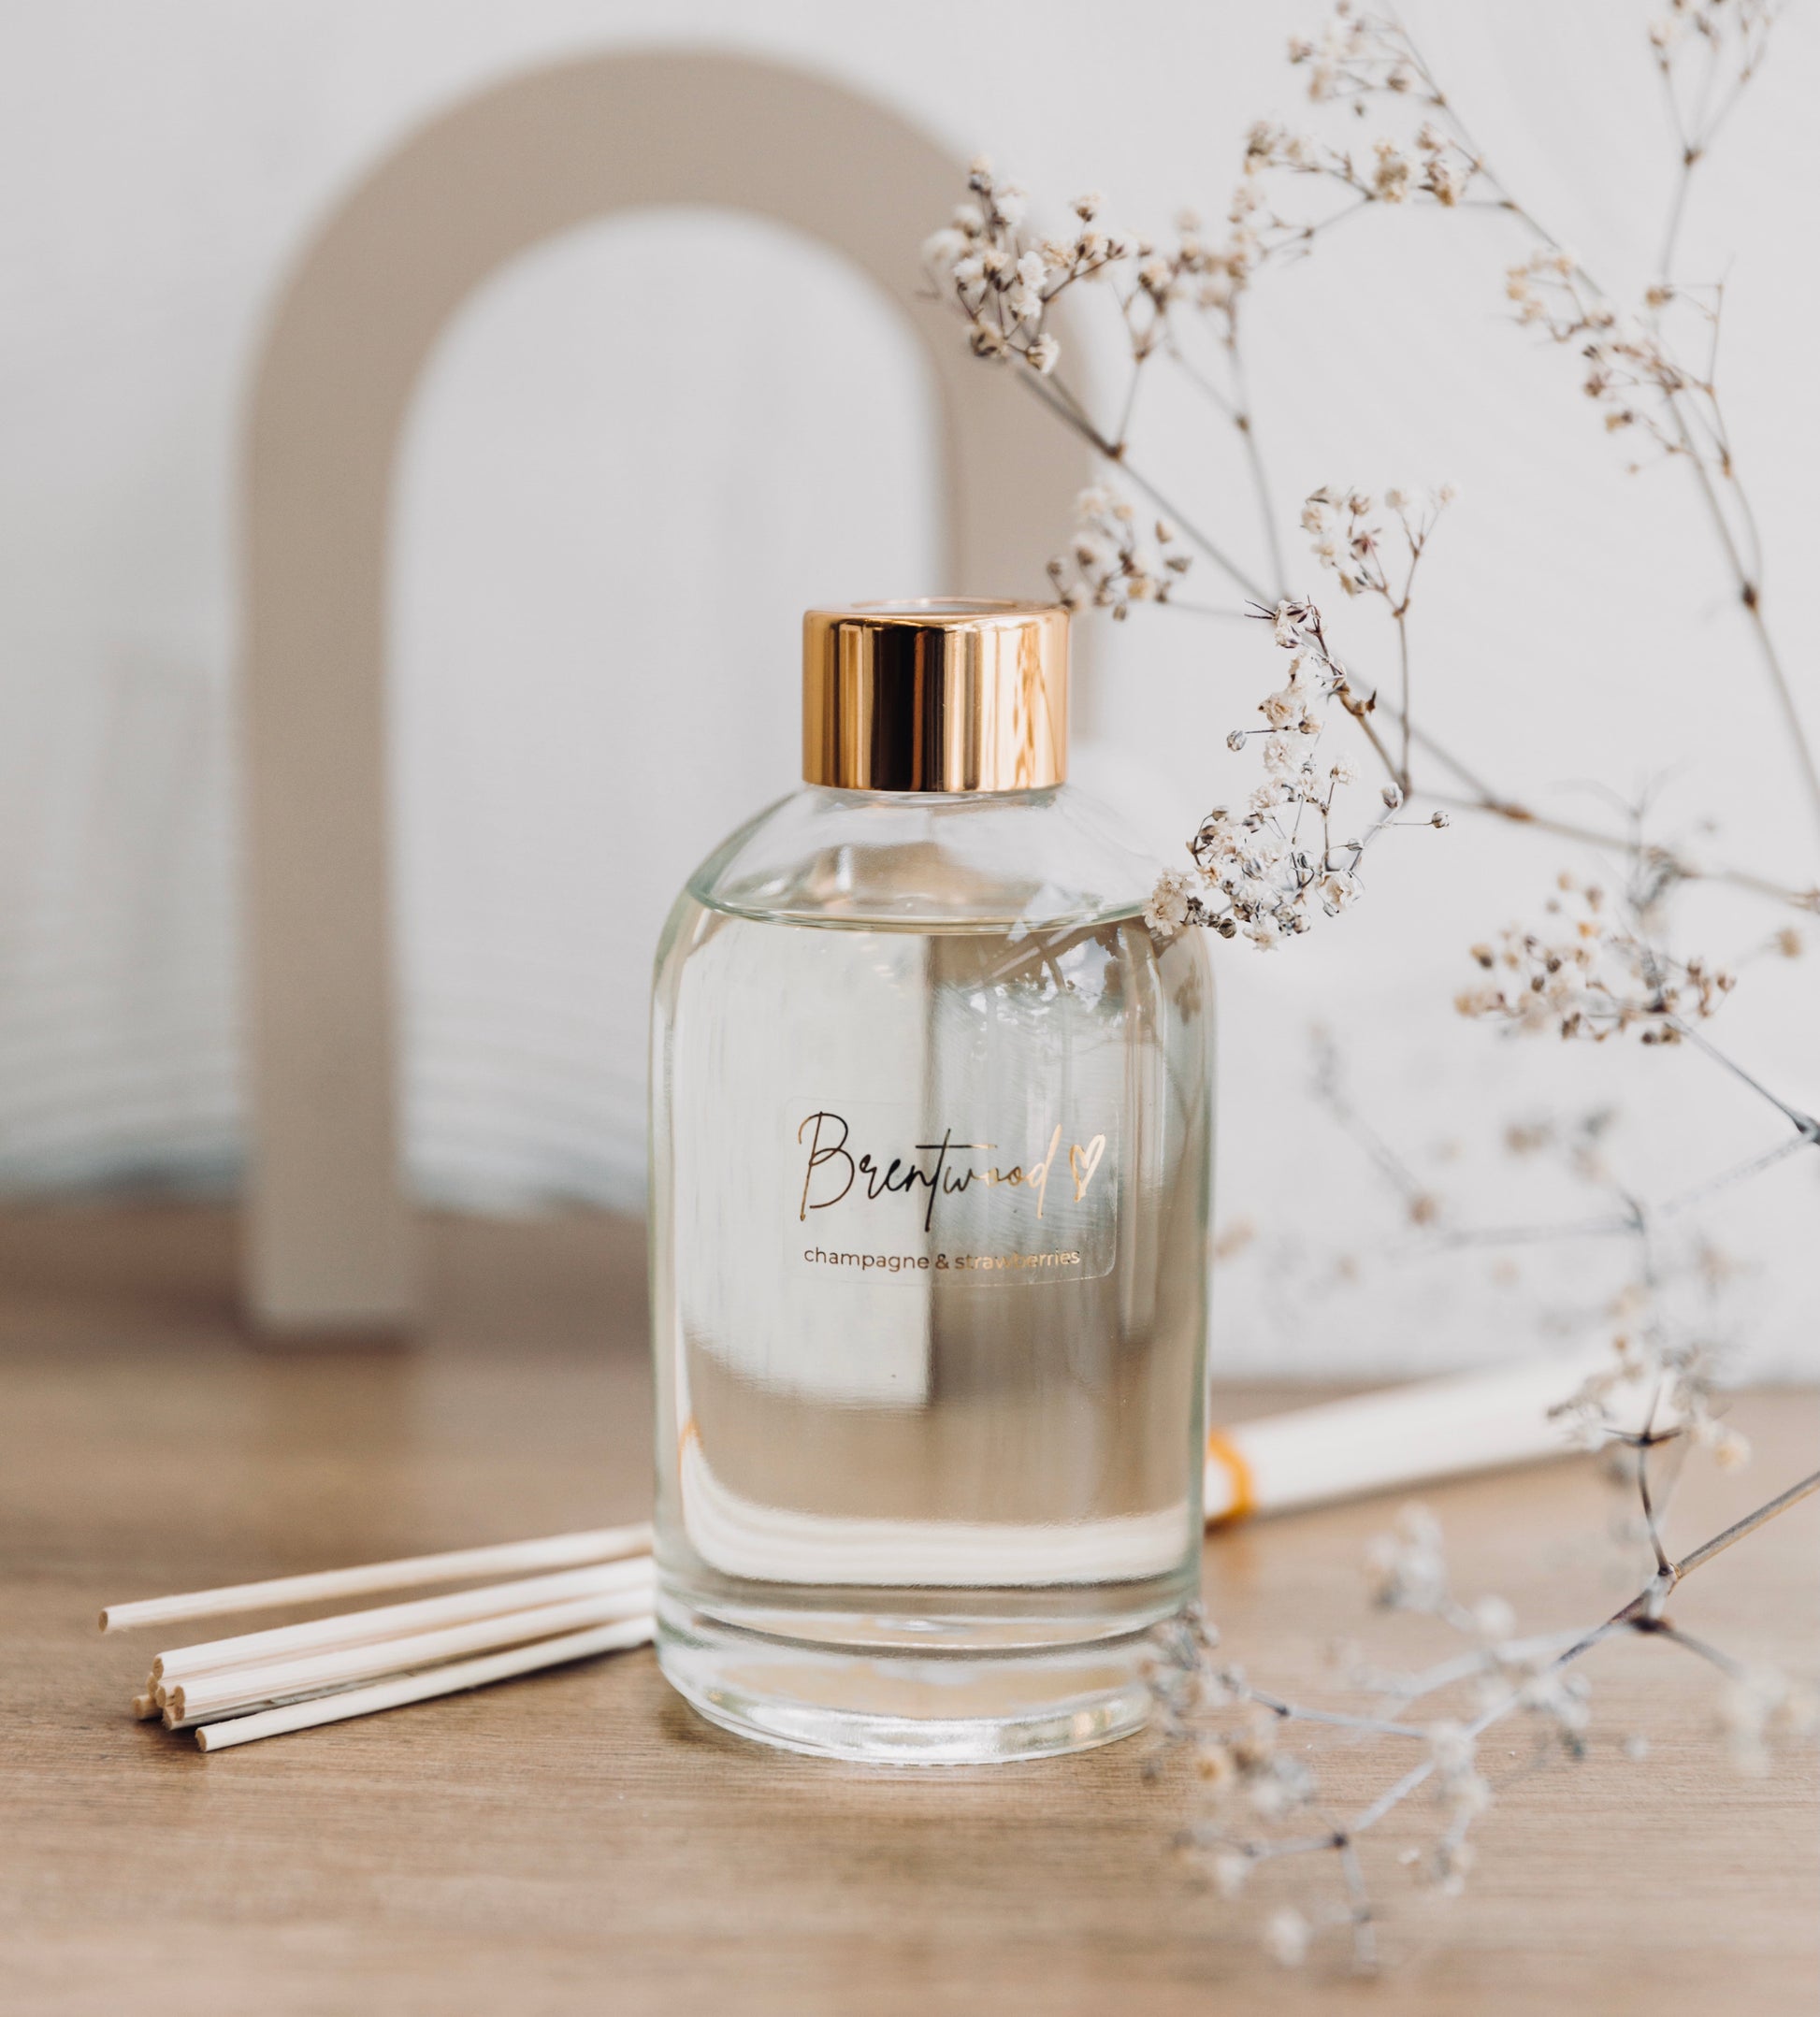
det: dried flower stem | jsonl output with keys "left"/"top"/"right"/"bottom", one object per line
{"left": 1018, "top": 366, "right": 1272, "bottom": 604}
{"left": 1672, "top": 1464, "right": 1820, "bottom": 1579}
{"left": 1668, "top": 1018, "right": 1820, "bottom": 1143}
{"left": 1669, "top": 400, "right": 1820, "bottom": 836}
{"left": 1654, "top": 0, "right": 1784, "bottom": 278}
{"left": 1417, "top": 787, "right": 1816, "bottom": 911}
{"left": 1377, "top": 7, "right": 1820, "bottom": 853}
{"left": 1162, "top": 1457, "right": 1818, "bottom": 1970}
{"left": 1657, "top": 1132, "right": 1806, "bottom": 1217}
{"left": 1394, "top": 609, "right": 1412, "bottom": 796}
{"left": 1222, "top": 333, "right": 1290, "bottom": 598}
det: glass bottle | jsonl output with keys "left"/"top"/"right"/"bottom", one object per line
{"left": 649, "top": 599, "right": 1212, "bottom": 1762}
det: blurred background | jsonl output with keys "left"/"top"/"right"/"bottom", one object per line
{"left": 3, "top": 0, "right": 1814, "bottom": 1375}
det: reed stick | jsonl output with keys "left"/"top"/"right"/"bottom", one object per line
{"left": 163, "top": 1673, "right": 372, "bottom": 1729}
{"left": 168, "top": 1589, "right": 653, "bottom": 1723}
{"left": 1205, "top": 1342, "right": 1673, "bottom": 1523}
{"left": 193, "top": 1618, "right": 654, "bottom": 1752}
{"left": 99, "top": 1520, "right": 652, "bottom": 1633}
{"left": 152, "top": 1557, "right": 653, "bottom": 1682}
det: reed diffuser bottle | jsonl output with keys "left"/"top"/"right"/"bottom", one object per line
{"left": 649, "top": 599, "right": 1212, "bottom": 1762}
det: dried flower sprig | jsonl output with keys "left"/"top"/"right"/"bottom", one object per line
{"left": 1504, "top": 252, "right": 1734, "bottom": 480}
{"left": 934, "top": 5, "right": 1820, "bottom": 887}
{"left": 1458, "top": 872, "right": 1737, "bottom": 1043}
{"left": 1143, "top": 597, "right": 1446, "bottom": 946}
{"left": 1246, "top": 114, "right": 1479, "bottom": 213}
{"left": 918, "top": 7, "right": 1820, "bottom": 1969}
{"left": 1047, "top": 483, "right": 1192, "bottom": 618}
{"left": 1297, "top": 1031, "right": 1807, "bottom": 1624}
{"left": 924, "top": 158, "right": 1275, "bottom": 607}
{"left": 1652, "top": 0, "right": 1787, "bottom": 275}
{"left": 1304, "top": 483, "right": 1453, "bottom": 790}
{"left": 922, "top": 159, "right": 1126, "bottom": 383}
{"left": 1302, "top": 483, "right": 1453, "bottom": 603}
{"left": 1285, "top": 2, "right": 1443, "bottom": 109}
{"left": 1319, "top": 1005, "right": 1813, "bottom": 1357}
{"left": 1451, "top": 780, "right": 1819, "bottom": 1160}
{"left": 923, "top": 161, "right": 1816, "bottom": 913}
{"left": 1149, "top": 1444, "right": 1820, "bottom": 1972}
{"left": 1310, "top": 1025, "right": 1441, "bottom": 1228}
{"left": 1278, "top": 1, "right": 1820, "bottom": 849}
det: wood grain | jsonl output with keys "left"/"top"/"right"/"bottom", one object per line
{"left": 0, "top": 1203, "right": 1813, "bottom": 2015}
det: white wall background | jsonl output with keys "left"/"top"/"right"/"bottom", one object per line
{"left": 2, "top": 1, "right": 1815, "bottom": 1375}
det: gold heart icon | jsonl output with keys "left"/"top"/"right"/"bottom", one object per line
{"left": 1068, "top": 1134, "right": 1106, "bottom": 1202}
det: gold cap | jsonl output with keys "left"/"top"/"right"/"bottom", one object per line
{"left": 802, "top": 599, "right": 1069, "bottom": 793}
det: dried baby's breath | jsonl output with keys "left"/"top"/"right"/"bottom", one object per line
{"left": 1048, "top": 483, "right": 1191, "bottom": 618}
{"left": 1144, "top": 596, "right": 1442, "bottom": 947}
{"left": 1457, "top": 872, "right": 1737, "bottom": 1043}
{"left": 923, "top": 156, "right": 1132, "bottom": 389}
{"left": 927, "top": 1, "right": 1819, "bottom": 1973}
{"left": 1149, "top": 1402, "right": 1817, "bottom": 1971}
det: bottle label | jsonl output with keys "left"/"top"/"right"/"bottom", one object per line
{"left": 787, "top": 1098, "right": 1118, "bottom": 1286}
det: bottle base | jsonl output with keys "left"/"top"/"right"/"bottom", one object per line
{"left": 657, "top": 1595, "right": 1163, "bottom": 1765}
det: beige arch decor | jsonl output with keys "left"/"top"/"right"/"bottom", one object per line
{"left": 242, "top": 49, "right": 1094, "bottom": 1335}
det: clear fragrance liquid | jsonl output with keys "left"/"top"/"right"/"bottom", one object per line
{"left": 649, "top": 781, "right": 1212, "bottom": 1763}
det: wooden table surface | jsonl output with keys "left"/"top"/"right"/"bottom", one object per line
{"left": 2, "top": 1203, "right": 1814, "bottom": 2015}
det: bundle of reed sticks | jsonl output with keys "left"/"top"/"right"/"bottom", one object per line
{"left": 105, "top": 1521, "right": 656, "bottom": 1751}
